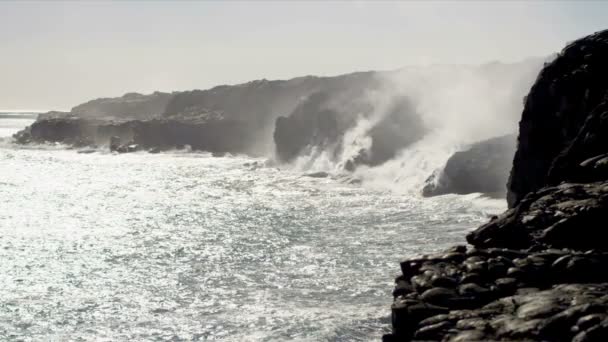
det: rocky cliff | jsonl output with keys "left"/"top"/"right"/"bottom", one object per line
{"left": 164, "top": 72, "right": 382, "bottom": 154}
{"left": 422, "top": 135, "right": 516, "bottom": 197}
{"left": 273, "top": 87, "right": 426, "bottom": 169}
{"left": 19, "top": 59, "right": 541, "bottom": 161}
{"left": 384, "top": 29, "right": 608, "bottom": 342}
{"left": 507, "top": 30, "right": 608, "bottom": 208}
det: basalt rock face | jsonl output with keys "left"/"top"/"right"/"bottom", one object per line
{"left": 128, "top": 119, "right": 254, "bottom": 153}
{"left": 274, "top": 92, "right": 342, "bottom": 162}
{"left": 273, "top": 88, "right": 426, "bottom": 169}
{"left": 422, "top": 134, "right": 516, "bottom": 197}
{"left": 23, "top": 72, "right": 383, "bottom": 155}
{"left": 385, "top": 180, "right": 608, "bottom": 341}
{"left": 164, "top": 72, "right": 380, "bottom": 154}
{"left": 467, "top": 181, "right": 608, "bottom": 251}
{"left": 385, "top": 30, "right": 608, "bottom": 342}
{"left": 507, "top": 30, "right": 608, "bottom": 208}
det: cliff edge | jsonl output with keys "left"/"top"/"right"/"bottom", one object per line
{"left": 384, "top": 29, "right": 608, "bottom": 342}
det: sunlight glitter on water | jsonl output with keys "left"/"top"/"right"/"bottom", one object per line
{"left": 0, "top": 118, "right": 504, "bottom": 341}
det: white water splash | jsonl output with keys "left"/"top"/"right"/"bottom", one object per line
{"left": 288, "top": 60, "right": 544, "bottom": 195}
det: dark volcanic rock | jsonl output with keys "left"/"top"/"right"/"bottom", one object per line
{"left": 385, "top": 247, "right": 608, "bottom": 341}
{"left": 466, "top": 181, "right": 608, "bottom": 251}
{"left": 508, "top": 30, "right": 608, "bottom": 208}
{"left": 274, "top": 92, "right": 342, "bottom": 162}
{"left": 423, "top": 134, "right": 516, "bottom": 197}
{"left": 166, "top": 72, "right": 379, "bottom": 154}
{"left": 273, "top": 90, "right": 426, "bottom": 168}
{"left": 15, "top": 118, "right": 256, "bottom": 155}
{"left": 385, "top": 29, "right": 608, "bottom": 342}
{"left": 14, "top": 118, "right": 102, "bottom": 146}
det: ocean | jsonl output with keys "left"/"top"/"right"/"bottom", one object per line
{"left": 0, "top": 114, "right": 503, "bottom": 341}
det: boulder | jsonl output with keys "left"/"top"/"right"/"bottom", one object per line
{"left": 423, "top": 134, "right": 516, "bottom": 197}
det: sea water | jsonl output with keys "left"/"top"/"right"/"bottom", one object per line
{"left": 0, "top": 114, "right": 503, "bottom": 341}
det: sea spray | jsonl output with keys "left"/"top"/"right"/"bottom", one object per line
{"left": 287, "top": 61, "right": 544, "bottom": 194}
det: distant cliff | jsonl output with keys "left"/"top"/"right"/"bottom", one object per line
{"left": 69, "top": 92, "right": 173, "bottom": 120}
{"left": 14, "top": 117, "right": 256, "bottom": 155}
{"left": 21, "top": 60, "right": 543, "bottom": 169}
{"left": 163, "top": 72, "right": 382, "bottom": 154}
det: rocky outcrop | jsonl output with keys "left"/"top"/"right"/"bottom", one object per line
{"left": 14, "top": 118, "right": 103, "bottom": 147}
{"left": 274, "top": 92, "right": 342, "bottom": 162}
{"left": 422, "top": 135, "right": 516, "bottom": 197}
{"left": 21, "top": 73, "right": 382, "bottom": 155}
{"left": 507, "top": 30, "right": 608, "bottom": 208}
{"left": 14, "top": 117, "right": 255, "bottom": 154}
{"left": 467, "top": 181, "right": 608, "bottom": 251}
{"left": 385, "top": 243, "right": 608, "bottom": 341}
{"left": 166, "top": 72, "right": 380, "bottom": 154}
{"left": 273, "top": 89, "right": 426, "bottom": 169}
{"left": 20, "top": 59, "right": 542, "bottom": 158}
{"left": 385, "top": 29, "right": 608, "bottom": 342}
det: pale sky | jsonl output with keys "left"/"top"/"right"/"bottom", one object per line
{"left": 1, "top": 1, "right": 607, "bottom": 111}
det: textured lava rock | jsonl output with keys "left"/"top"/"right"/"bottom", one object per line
{"left": 466, "top": 181, "right": 608, "bottom": 251}
{"left": 385, "top": 29, "right": 608, "bottom": 342}
{"left": 508, "top": 29, "right": 608, "bottom": 208}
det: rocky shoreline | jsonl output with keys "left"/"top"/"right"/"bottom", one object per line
{"left": 12, "top": 61, "right": 542, "bottom": 197}
{"left": 13, "top": 117, "right": 258, "bottom": 155}
{"left": 384, "top": 29, "right": 608, "bottom": 341}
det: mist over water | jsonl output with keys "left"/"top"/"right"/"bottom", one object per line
{"left": 289, "top": 61, "right": 544, "bottom": 195}
{"left": 0, "top": 116, "right": 503, "bottom": 340}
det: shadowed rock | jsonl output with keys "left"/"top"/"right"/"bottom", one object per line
{"left": 508, "top": 30, "right": 608, "bottom": 208}
{"left": 385, "top": 29, "right": 608, "bottom": 342}
{"left": 423, "top": 134, "right": 516, "bottom": 197}
{"left": 273, "top": 90, "right": 426, "bottom": 169}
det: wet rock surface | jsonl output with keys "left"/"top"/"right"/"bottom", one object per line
{"left": 385, "top": 29, "right": 608, "bottom": 341}
{"left": 422, "top": 134, "right": 516, "bottom": 197}
{"left": 273, "top": 90, "right": 426, "bottom": 168}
